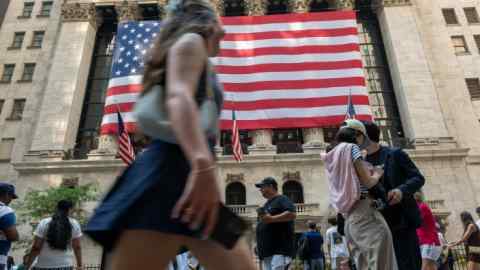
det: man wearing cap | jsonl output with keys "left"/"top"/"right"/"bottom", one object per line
{"left": 0, "top": 183, "right": 19, "bottom": 270}
{"left": 255, "top": 177, "right": 296, "bottom": 270}
{"left": 362, "top": 121, "right": 425, "bottom": 270}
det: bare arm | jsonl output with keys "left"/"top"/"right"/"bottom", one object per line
{"left": 166, "top": 33, "right": 213, "bottom": 169}
{"left": 3, "top": 226, "right": 19, "bottom": 242}
{"left": 24, "top": 236, "right": 44, "bottom": 269}
{"left": 72, "top": 237, "right": 83, "bottom": 268}
{"left": 354, "top": 160, "right": 382, "bottom": 188}
{"left": 451, "top": 224, "right": 476, "bottom": 246}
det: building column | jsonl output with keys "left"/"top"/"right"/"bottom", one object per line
{"left": 244, "top": 0, "right": 276, "bottom": 155}
{"left": 375, "top": 0, "right": 455, "bottom": 149}
{"left": 28, "top": 3, "right": 98, "bottom": 161}
{"left": 89, "top": 2, "right": 141, "bottom": 160}
{"left": 288, "top": 0, "right": 326, "bottom": 153}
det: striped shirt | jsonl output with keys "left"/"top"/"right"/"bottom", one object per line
{"left": 351, "top": 145, "right": 369, "bottom": 192}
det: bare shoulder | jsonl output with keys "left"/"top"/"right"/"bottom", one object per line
{"left": 170, "top": 33, "right": 207, "bottom": 59}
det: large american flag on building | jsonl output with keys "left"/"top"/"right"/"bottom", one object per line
{"left": 100, "top": 11, "right": 372, "bottom": 135}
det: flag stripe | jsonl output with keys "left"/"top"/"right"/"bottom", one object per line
{"left": 213, "top": 52, "right": 362, "bottom": 66}
{"left": 222, "top": 78, "right": 365, "bottom": 92}
{"left": 216, "top": 60, "right": 363, "bottom": 74}
{"left": 219, "top": 36, "right": 359, "bottom": 50}
{"left": 223, "top": 28, "right": 358, "bottom": 41}
{"left": 218, "top": 44, "right": 360, "bottom": 57}
{"left": 221, "top": 11, "right": 355, "bottom": 25}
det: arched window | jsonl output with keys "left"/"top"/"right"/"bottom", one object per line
{"left": 282, "top": 181, "right": 304, "bottom": 204}
{"left": 226, "top": 182, "right": 246, "bottom": 205}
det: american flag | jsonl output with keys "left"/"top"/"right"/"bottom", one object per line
{"left": 345, "top": 90, "right": 357, "bottom": 119}
{"left": 116, "top": 110, "right": 135, "bottom": 165}
{"left": 100, "top": 11, "right": 372, "bottom": 135}
{"left": 231, "top": 110, "right": 244, "bottom": 162}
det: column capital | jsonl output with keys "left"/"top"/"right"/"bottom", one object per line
{"left": 334, "top": 0, "right": 355, "bottom": 10}
{"left": 289, "top": 0, "right": 313, "bottom": 13}
{"left": 382, "top": 0, "right": 412, "bottom": 7}
{"left": 61, "top": 2, "right": 96, "bottom": 25}
{"left": 115, "top": 1, "right": 141, "bottom": 22}
{"left": 245, "top": 0, "right": 268, "bottom": 16}
{"left": 211, "top": 0, "right": 225, "bottom": 16}
{"left": 158, "top": 0, "right": 168, "bottom": 18}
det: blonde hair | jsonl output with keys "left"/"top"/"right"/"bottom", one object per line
{"left": 142, "top": 0, "right": 218, "bottom": 93}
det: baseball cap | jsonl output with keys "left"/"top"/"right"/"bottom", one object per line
{"left": 255, "top": 177, "right": 278, "bottom": 188}
{"left": 342, "top": 119, "right": 367, "bottom": 136}
{"left": 0, "top": 183, "right": 18, "bottom": 199}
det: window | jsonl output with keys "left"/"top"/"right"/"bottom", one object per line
{"left": 38, "top": 1, "right": 53, "bottom": 17}
{"left": 0, "top": 100, "right": 4, "bottom": 116}
{"left": 225, "top": 182, "right": 246, "bottom": 205}
{"left": 10, "top": 32, "right": 25, "bottom": 49}
{"left": 30, "top": 31, "right": 45, "bottom": 48}
{"left": 466, "top": 78, "right": 480, "bottom": 100}
{"left": 451, "top": 35, "right": 469, "bottom": 54}
{"left": 1, "top": 65, "right": 15, "bottom": 83}
{"left": 9, "top": 99, "right": 26, "bottom": 120}
{"left": 464, "top": 8, "right": 480, "bottom": 24}
{"left": 0, "top": 139, "right": 14, "bottom": 161}
{"left": 20, "top": 63, "right": 35, "bottom": 81}
{"left": 442, "top": 8, "right": 459, "bottom": 25}
{"left": 474, "top": 35, "right": 480, "bottom": 53}
{"left": 282, "top": 181, "right": 304, "bottom": 204}
{"left": 21, "top": 2, "right": 34, "bottom": 18}
{"left": 273, "top": 129, "right": 304, "bottom": 154}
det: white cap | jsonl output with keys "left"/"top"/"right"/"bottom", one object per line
{"left": 342, "top": 119, "right": 367, "bottom": 136}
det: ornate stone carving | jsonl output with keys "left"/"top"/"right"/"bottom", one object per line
{"left": 61, "top": 2, "right": 96, "bottom": 25}
{"left": 382, "top": 0, "right": 412, "bottom": 7}
{"left": 226, "top": 173, "right": 245, "bottom": 183}
{"left": 115, "top": 1, "right": 140, "bottom": 22}
{"left": 211, "top": 0, "right": 225, "bottom": 16}
{"left": 335, "top": 0, "right": 355, "bottom": 10}
{"left": 283, "top": 171, "right": 301, "bottom": 181}
{"left": 289, "top": 0, "right": 313, "bottom": 13}
{"left": 158, "top": 0, "right": 168, "bottom": 18}
{"left": 245, "top": 0, "right": 268, "bottom": 16}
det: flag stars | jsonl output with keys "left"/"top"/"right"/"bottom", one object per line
{"left": 130, "top": 29, "right": 136, "bottom": 33}
{"left": 143, "top": 38, "right": 149, "bottom": 43}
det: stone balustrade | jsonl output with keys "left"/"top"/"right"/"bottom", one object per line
{"left": 227, "top": 203, "right": 320, "bottom": 218}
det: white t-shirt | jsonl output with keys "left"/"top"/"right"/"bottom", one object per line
{"left": 326, "top": 226, "right": 349, "bottom": 259}
{"left": 33, "top": 217, "right": 82, "bottom": 268}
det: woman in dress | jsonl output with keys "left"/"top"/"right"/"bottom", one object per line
{"left": 84, "top": 1, "right": 256, "bottom": 269}
{"left": 23, "top": 200, "right": 82, "bottom": 270}
{"left": 449, "top": 211, "right": 480, "bottom": 270}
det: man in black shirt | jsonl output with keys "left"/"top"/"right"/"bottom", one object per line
{"left": 255, "top": 177, "right": 296, "bottom": 270}
{"left": 363, "top": 122, "right": 425, "bottom": 270}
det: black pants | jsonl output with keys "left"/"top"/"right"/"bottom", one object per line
{"left": 392, "top": 227, "right": 421, "bottom": 270}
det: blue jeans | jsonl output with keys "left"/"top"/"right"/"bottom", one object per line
{"left": 303, "top": 258, "right": 324, "bottom": 270}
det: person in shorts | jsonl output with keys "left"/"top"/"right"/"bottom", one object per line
{"left": 415, "top": 192, "right": 442, "bottom": 270}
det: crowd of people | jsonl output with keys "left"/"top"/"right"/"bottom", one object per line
{"left": 1, "top": 0, "right": 480, "bottom": 270}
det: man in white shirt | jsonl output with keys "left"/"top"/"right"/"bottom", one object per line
{"left": 326, "top": 217, "right": 349, "bottom": 270}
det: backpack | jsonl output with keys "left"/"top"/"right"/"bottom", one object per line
{"left": 298, "top": 234, "right": 311, "bottom": 260}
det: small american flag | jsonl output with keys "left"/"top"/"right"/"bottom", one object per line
{"left": 116, "top": 110, "right": 135, "bottom": 165}
{"left": 231, "top": 110, "right": 243, "bottom": 162}
{"left": 345, "top": 90, "right": 357, "bottom": 120}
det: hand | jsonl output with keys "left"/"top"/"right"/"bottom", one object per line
{"left": 172, "top": 162, "right": 221, "bottom": 239}
{"left": 388, "top": 189, "right": 403, "bottom": 205}
{"left": 261, "top": 214, "right": 275, "bottom": 224}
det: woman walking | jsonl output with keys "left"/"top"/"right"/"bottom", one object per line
{"left": 449, "top": 212, "right": 480, "bottom": 270}
{"left": 414, "top": 192, "right": 441, "bottom": 270}
{"left": 323, "top": 120, "right": 397, "bottom": 270}
{"left": 84, "top": 1, "right": 256, "bottom": 269}
{"left": 23, "top": 200, "right": 82, "bottom": 270}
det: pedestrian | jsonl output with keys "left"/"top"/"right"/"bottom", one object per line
{"left": 436, "top": 223, "right": 452, "bottom": 270}
{"left": 323, "top": 121, "right": 397, "bottom": 270}
{"left": 414, "top": 192, "right": 441, "bottom": 270}
{"left": 299, "top": 221, "right": 324, "bottom": 270}
{"left": 363, "top": 121, "right": 425, "bottom": 270}
{"left": 475, "top": 207, "right": 480, "bottom": 228}
{"left": 23, "top": 200, "right": 83, "bottom": 270}
{"left": 255, "top": 177, "right": 296, "bottom": 270}
{"left": 325, "top": 217, "right": 349, "bottom": 270}
{"left": 0, "top": 183, "right": 19, "bottom": 270}
{"left": 449, "top": 211, "right": 480, "bottom": 270}
{"left": 84, "top": 1, "right": 256, "bottom": 269}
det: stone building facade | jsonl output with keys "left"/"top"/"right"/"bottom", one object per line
{"left": 0, "top": 0, "right": 479, "bottom": 263}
